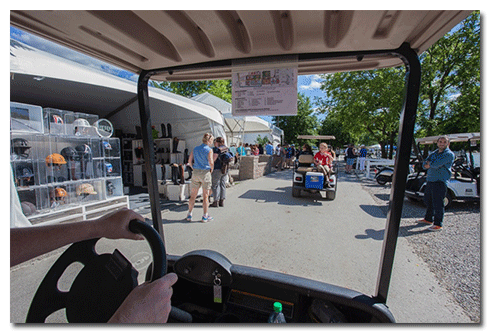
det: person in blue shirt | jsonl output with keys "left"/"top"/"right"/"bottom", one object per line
{"left": 417, "top": 136, "right": 455, "bottom": 231}
{"left": 358, "top": 144, "right": 368, "bottom": 171}
{"left": 265, "top": 142, "right": 274, "bottom": 155}
{"left": 186, "top": 133, "right": 215, "bottom": 223}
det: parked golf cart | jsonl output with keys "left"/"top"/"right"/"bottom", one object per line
{"left": 292, "top": 135, "right": 337, "bottom": 200}
{"left": 10, "top": 10, "right": 471, "bottom": 323}
{"left": 405, "top": 133, "right": 480, "bottom": 208}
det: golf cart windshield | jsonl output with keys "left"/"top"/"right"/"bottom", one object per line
{"left": 10, "top": 10, "right": 473, "bottom": 323}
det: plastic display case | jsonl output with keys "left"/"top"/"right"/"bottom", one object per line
{"left": 43, "top": 108, "right": 75, "bottom": 136}
{"left": 10, "top": 102, "right": 44, "bottom": 134}
{"left": 11, "top": 102, "right": 127, "bottom": 224}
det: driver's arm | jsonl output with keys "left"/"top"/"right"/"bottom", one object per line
{"left": 10, "top": 208, "right": 145, "bottom": 267}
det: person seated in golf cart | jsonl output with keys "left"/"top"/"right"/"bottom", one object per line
{"left": 296, "top": 144, "right": 314, "bottom": 168}
{"left": 313, "top": 143, "right": 334, "bottom": 187}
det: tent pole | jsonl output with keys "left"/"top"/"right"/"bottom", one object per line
{"left": 137, "top": 70, "right": 165, "bottom": 241}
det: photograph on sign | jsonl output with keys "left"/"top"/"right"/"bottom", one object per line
{"left": 232, "top": 65, "right": 298, "bottom": 117}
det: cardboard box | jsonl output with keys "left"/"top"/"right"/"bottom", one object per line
{"left": 166, "top": 183, "right": 187, "bottom": 201}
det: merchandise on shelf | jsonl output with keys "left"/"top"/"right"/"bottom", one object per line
{"left": 10, "top": 101, "right": 125, "bottom": 223}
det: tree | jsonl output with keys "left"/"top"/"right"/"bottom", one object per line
{"left": 272, "top": 93, "right": 319, "bottom": 146}
{"left": 317, "top": 67, "right": 405, "bottom": 158}
{"left": 319, "top": 114, "right": 354, "bottom": 150}
{"left": 151, "top": 80, "right": 232, "bottom": 102}
{"left": 417, "top": 11, "right": 480, "bottom": 139}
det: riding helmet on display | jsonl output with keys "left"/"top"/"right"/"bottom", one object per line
{"left": 60, "top": 146, "right": 78, "bottom": 161}
{"left": 102, "top": 141, "right": 112, "bottom": 150}
{"left": 15, "top": 163, "right": 35, "bottom": 179}
{"left": 51, "top": 114, "right": 64, "bottom": 124}
{"left": 104, "top": 162, "right": 113, "bottom": 174}
{"left": 73, "top": 118, "right": 91, "bottom": 135}
{"left": 75, "top": 144, "right": 93, "bottom": 161}
{"left": 11, "top": 138, "right": 31, "bottom": 158}
{"left": 76, "top": 183, "right": 97, "bottom": 196}
{"left": 45, "top": 153, "right": 67, "bottom": 166}
{"left": 106, "top": 181, "right": 116, "bottom": 196}
{"left": 21, "top": 201, "right": 37, "bottom": 216}
{"left": 54, "top": 187, "right": 68, "bottom": 199}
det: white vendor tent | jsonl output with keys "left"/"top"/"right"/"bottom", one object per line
{"left": 10, "top": 40, "right": 226, "bottom": 151}
{"left": 191, "top": 92, "right": 283, "bottom": 146}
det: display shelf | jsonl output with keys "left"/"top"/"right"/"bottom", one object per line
{"left": 11, "top": 101, "right": 128, "bottom": 225}
{"left": 27, "top": 196, "right": 129, "bottom": 226}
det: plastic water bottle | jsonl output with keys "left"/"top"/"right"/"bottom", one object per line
{"left": 268, "top": 302, "right": 287, "bottom": 323}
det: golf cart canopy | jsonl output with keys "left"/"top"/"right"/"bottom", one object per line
{"left": 297, "top": 135, "right": 336, "bottom": 140}
{"left": 416, "top": 132, "right": 481, "bottom": 145}
{"left": 10, "top": 10, "right": 469, "bottom": 81}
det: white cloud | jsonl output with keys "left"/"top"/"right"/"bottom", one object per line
{"left": 298, "top": 74, "right": 324, "bottom": 91}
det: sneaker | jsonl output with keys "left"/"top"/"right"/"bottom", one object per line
{"left": 185, "top": 213, "right": 192, "bottom": 221}
{"left": 201, "top": 215, "right": 214, "bottom": 223}
{"left": 416, "top": 219, "right": 433, "bottom": 225}
{"left": 427, "top": 225, "right": 442, "bottom": 231}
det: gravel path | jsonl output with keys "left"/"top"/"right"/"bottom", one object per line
{"left": 358, "top": 173, "right": 481, "bottom": 322}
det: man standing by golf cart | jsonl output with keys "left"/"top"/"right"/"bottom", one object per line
{"left": 417, "top": 136, "right": 455, "bottom": 231}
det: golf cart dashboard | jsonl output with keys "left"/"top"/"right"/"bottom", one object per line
{"left": 168, "top": 250, "right": 394, "bottom": 323}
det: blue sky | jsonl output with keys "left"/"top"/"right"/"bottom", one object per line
{"left": 10, "top": 26, "right": 327, "bottom": 123}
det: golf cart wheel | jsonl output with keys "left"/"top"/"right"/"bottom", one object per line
{"left": 376, "top": 176, "right": 388, "bottom": 186}
{"left": 292, "top": 187, "right": 301, "bottom": 197}
{"left": 326, "top": 191, "right": 336, "bottom": 200}
{"left": 443, "top": 191, "right": 453, "bottom": 208}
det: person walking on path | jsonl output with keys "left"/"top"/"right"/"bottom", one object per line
{"left": 186, "top": 133, "right": 215, "bottom": 223}
{"left": 265, "top": 141, "right": 274, "bottom": 155}
{"left": 345, "top": 144, "right": 356, "bottom": 173}
{"left": 274, "top": 144, "right": 286, "bottom": 170}
{"left": 210, "top": 137, "right": 229, "bottom": 208}
{"left": 358, "top": 144, "right": 368, "bottom": 171}
{"left": 416, "top": 136, "right": 455, "bottom": 231}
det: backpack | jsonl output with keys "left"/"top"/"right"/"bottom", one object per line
{"left": 218, "top": 147, "right": 234, "bottom": 174}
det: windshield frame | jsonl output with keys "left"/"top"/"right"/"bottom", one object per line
{"left": 136, "top": 42, "right": 421, "bottom": 304}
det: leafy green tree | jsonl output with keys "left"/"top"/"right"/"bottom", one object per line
{"left": 255, "top": 135, "right": 270, "bottom": 146}
{"left": 319, "top": 114, "right": 354, "bottom": 149}
{"left": 417, "top": 11, "right": 480, "bottom": 138}
{"left": 272, "top": 93, "right": 319, "bottom": 146}
{"left": 151, "top": 80, "right": 232, "bottom": 101}
{"left": 317, "top": 67, "right": 405, "bottom": 158}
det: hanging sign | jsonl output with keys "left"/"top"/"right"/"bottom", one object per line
{"left": 232, "top": 58, "right": 298, "bottom": 116}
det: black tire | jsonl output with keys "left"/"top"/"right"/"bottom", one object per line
{"left": 326, "top": 190, "right": 336, "bottom": 200}
{"left": 376, "top": 176, "right": 388, "bottom": 186}
{"left": 292, "top": 187, "right": 301, "bottom": 197}
{"left": 443, "top": 191, "right": 453, "bottom": 208}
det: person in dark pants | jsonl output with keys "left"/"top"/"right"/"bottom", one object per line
{"left": 210, "top": 137, "right": 229, "bottom": 207}
{"left": 416, "top": 136, "right": 455, "bottom": 231}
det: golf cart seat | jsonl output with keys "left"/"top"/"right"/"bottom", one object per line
{"left": 296, "top": 154, "right": 315, "bottom": 173}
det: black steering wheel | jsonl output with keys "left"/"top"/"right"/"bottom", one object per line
{"left": 26, "top": 219, "right": 191, "bottom": 323}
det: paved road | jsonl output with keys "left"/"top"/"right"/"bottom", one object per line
{"left": 10, "top": 168, "right": 472, "bottom": 323}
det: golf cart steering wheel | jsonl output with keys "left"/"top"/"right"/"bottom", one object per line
{"left": 26, "top": 219, "right": 191, "bottom": 323}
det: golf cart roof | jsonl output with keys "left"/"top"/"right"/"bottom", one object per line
{"left": 416, "top": 132, "right": 481, "bottom": 145}
{"left": 10, "top": 10, "right": 470, "bottom": 81}
{"left": 297, "top": 135, "right": 336, "bottom": 140}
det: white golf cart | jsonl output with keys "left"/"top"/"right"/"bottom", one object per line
{"left": 292, "top": 135, "right": 337, "bottom": 200}
{"left": 405, "top": 132, "right": 480, "bottom": 208}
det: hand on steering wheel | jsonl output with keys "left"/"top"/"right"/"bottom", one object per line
{"left": 26, "top": 220, "right": 191, "bottom": 323}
